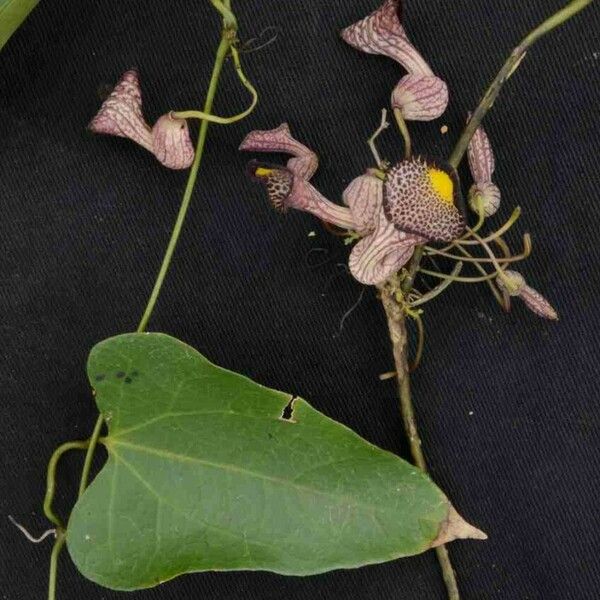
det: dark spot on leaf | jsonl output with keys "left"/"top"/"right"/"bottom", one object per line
{"left": 124, "top": 377, "right": 132, "bottom": 384}
{"left": 95, "top": 374, "right": 106, "bottom": 381}
{"left": 268, "top": 432, "right": 274, "bottom": 440}
{"left": 280, "top": 397, "right": 297, "bottom": 423}
{"left": 131, "top": 371, "right": 139, "bottom": 377}
{"left": 116, "top": 371, "right": 126, "bottom": 379}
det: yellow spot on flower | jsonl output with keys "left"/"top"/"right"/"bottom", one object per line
{"left": 427, "top": 168, "right": 454, "bottom": 205}
{"left": 255, "top": 167, "right": 274, "bottom": 177}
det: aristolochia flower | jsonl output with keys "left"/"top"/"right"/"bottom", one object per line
{"left": 467, "top": 117, "right": 501, "bottom": 217}
{"left": 242, "top": 125, "right": 465, "bottom": 285}
{"left": 89, "top": 70, "right": 195, "bottom": 170}
{"left": 341, "top": 0, "right": 448, "bottom": 121}
{"left": 496, "top": 271, "right": 558, "bottom": 320}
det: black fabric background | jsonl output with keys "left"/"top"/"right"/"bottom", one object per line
{"left": 1, "top": 1, "right": 599, "bottom": 598}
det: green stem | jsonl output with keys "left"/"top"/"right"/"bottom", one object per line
{"left": 43, "top": 440, "right": 89, "bottom": 528}
{"left": 137, "top": 33, "right": 233, "bottom": 334}
{"left": 48, "top": 532, "right": 66, "bottom": 600}
{"left": 449, "top": 0, "right": 594, "bottom": 169}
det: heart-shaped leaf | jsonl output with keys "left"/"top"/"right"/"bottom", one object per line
{"left": 67, "top": 333, "right": 485, "bottom": 590}
{"left": 0, "top": 0, "right": 40, "bottom": 51}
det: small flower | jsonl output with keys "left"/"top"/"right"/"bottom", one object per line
{"left": 89, "top": 69, "right": 195, "bottom": 170}
{"left": 239, "top": 123, "right": 318, "bottom": 180}
{"left": 467, "top": 116, "right": 501, "bottom": 217}
{"left": 341, "top": 0, "right": 448, "bottom": 121}
{"left": 496, "top": 270, "right": 558, "bottom": 320}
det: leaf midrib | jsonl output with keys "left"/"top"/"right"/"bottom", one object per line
{"left": 107, "top": 438, "right": 408, "bottom": 516}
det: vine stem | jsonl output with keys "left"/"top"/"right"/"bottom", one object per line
{"left": 47, "top": 10, "right": 244, "bottom": 600}
{"left": 449, "top": 0, "right": 594, "bottom": 169}
{"left": 378, "top": 279, "right": 459, "bottom": 600}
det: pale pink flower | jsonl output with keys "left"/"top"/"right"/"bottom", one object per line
{"left": 341, "top": 0, "right": 448, "bottom": 121}
{"left": 89, "top": 70, "right": 195, "bottom": 170}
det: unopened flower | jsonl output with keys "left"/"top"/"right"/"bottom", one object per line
{"left": 341, "top": 0, "right": 448, "bottom": 121}
{"left": 89, "top": 69, "right": 195, "bottom": 170}
{"left": 242, "top": 126, "right": 466, "bottom": 286}
{"left": 467, "top": 117, "right": 501, "bottom": 217}
{"left": 496, "top": 270, "right": 558, "bottom": 320}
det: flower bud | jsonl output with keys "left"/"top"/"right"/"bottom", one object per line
{"left": 468, "top": 182, "right": 501, "bottom": 217}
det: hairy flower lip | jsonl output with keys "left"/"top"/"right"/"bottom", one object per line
{"left": 383, "top": 157, "right": 466, "bottom": 242}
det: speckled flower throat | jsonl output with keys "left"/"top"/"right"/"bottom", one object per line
{"left": 383, "top": 158, "right": 465, "bottom": 241}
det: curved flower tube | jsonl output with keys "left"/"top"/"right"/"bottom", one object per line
{"left": 467, "top": 116, "right": 501, "bottom": 216}
{"left": 239, "top": 123, "right": 318, "bottom": 180}
{"left": 496, "top": 270, "right": 558, "bottom": 320}
{"left": 89, "top": 70, "right": 195, "bottom": 170}
{"left": 341, "top": 0, "right": 448, "bottom": 121}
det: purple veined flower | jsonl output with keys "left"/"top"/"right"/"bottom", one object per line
{"left": 341, "top": 0, "right": 449, "bottom": 121}
{"left": 467, "top": 116, "right": 501, "bottom": 217}
{"left": 89, "top": 69, "right": 195, "bottom": 170}
{"left": 239, "top": 123, "right": 318, "bottom": 181}
{"left": 496, "top": 270, "right": 558, "bottom": 320}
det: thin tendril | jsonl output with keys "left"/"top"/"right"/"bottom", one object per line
{"left": 454, "top": 207, "right": 522, "bottom": 247}
{"left": 44, "top": 440, "right": 89, "bottom": 529}
{"left": 411, "top": 262, "right": 463, "bottom": 308}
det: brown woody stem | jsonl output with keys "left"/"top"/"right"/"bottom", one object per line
{"left": 379, "top": 280, "right": 460, "bottom": 600}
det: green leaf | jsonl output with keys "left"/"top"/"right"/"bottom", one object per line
{"left": 67, "top": 333, "right": 485, "bottom": 590}
{"left": 0, "top": 0, "right": 40, "bottom": 51}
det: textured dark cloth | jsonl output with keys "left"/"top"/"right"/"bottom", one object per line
{"left": 1, "top": 1, "right": 599, "bottom": 598}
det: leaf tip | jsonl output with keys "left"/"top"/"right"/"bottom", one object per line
{"left": 431, "top": 505, "right": 487, "bottom": 548}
